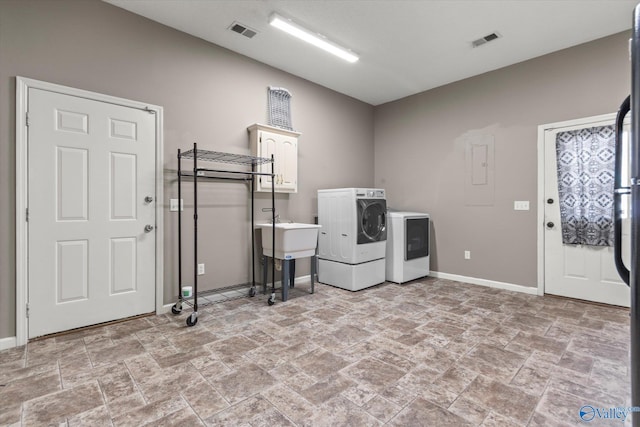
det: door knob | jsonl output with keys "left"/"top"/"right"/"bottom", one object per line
{"left": 547, "top": 198, "right": 554, "bottom": 204}
{"left": 546, "top": 222, "right": 554, "bottom": 228}
{"left": 144, "top": 196, "right": 154, "bottom": 203}
{"left": 144, "top": 224, "right": 154, "bottom": 233}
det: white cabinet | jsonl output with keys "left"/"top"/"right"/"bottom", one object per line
{"left": 248, "top": 123, "right": 300, "bottom": 193}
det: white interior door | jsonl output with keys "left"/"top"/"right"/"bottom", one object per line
{"left": 28, "top": 88, "right": 157, "bottom": 338}
{"left": 544, "top": 117, "right": 630, "bottom": 307}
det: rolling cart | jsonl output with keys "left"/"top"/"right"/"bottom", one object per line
{"left": 171, "top": 143, "right": 276, "bottom": 326}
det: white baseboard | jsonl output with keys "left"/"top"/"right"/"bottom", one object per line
{"left": 293, "top": 275, "right": 312, "bottom": 284}
{"left": 261, "top": 274, "right": 313, "bottom": 287}
{"left": 430, "top": 271, "right": 538, "bottom": 295}
{"left": 159, "top": 304, "right": 174, "bottom": 315}
{"left": 0, "top": 336, "right": 18, "bottom": 351}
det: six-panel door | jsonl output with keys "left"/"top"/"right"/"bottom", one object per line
{"left": 28, "top": 88, "right": 156, "bottom": 338}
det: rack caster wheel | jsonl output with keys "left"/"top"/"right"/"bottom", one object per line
{"left": 171, "top": 303, "right": 182, "bottom": 315}
{"left": 249, "top": 287, "right": 256, "bottom": 297}
{"left": 186, "top": 313, "right": 198, "bottom": 327}
{"left": 267, "top": 295, "right": 276, "bottom": 306}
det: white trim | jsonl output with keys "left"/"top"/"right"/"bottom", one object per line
{"left": 536, "top": 124, "right": 546, "bottom": 297}
{"left": 0, "top": 336, "right": 18, "bottom": 351}
{"left": 292, "top": 274, "right": 312, "bottom": 284}
{"left": 154, "top": 103, "right": 165, "bottom": 317}
{"left": 161, "top": 303, "right": 174, "bottom": 314}
{"left": 430, "top": 271, "right": 538, "bottom": 295}
{"left": 15, "top": 77, "right": 164, "bottom": 348}
{"left": 15, "top": 78, "right": 28, "bottom": 347}
{"left": 536, "top": 113, "right": 617, "bottom": 300}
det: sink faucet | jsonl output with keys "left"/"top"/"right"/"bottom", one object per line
{"left": 271, "top": 214, "right": 281, "bottom": 224}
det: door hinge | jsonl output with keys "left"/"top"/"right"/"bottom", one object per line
{"left": 25, "top": 112, "right": 30, "bottom": 127}
{"left": 25, "top": 208, "right": 28, "bottom": 222}
{"left": 26, "top": 303, "right": 30, "bottom": 318}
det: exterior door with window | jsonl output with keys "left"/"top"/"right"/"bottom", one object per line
{"left": 544, "top": 116, "right": 630, "bottom": 307}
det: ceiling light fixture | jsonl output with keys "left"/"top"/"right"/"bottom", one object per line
{"left": 269, "top": 13, "right": 359, "bottom": 63}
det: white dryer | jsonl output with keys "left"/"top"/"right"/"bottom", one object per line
{"left": 317, "top": 188, "right": 387, "bottom": 291}
{"left": 386, "top": 212, "right": 430, "bottom": 283}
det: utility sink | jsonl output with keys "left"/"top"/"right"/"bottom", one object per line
{"left": 257, "top": 223, "right": 322, "bottom": 260}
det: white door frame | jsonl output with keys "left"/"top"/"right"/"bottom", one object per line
{"left": 536, "top": 112, "right": 616, "bottom": 297}
{"left": 15, "top": 76, "right": 164, "bottom": 347}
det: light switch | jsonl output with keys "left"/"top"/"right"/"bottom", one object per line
{"left": 170, "top": 199, "right": 184, "bottom": 212}
{"left": 514, "top": 201, "right": 529, "bottom": 211}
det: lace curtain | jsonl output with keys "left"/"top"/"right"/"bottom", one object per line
{"left": 555, "top": 125, "right": 615, "bottom": 246}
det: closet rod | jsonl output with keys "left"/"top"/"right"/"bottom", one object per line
{"left": 191, "top": 167, "right": 273, "bottom": 177}
{"left": 179, "top": 173, "right": 248, "bottom": 182}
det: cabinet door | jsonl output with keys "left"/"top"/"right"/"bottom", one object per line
{"left": 278, "top": 137, "right": 297, "bottom": 192}
{"left": 258, "top": 131, "right": 277, "bottom": 190}
{"left": 252, "top": 126, "right": 298, "bottom": 193}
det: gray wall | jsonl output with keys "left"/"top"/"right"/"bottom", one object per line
{"left": 0, "top": 0, "right": 374, "bottom": 339}
{"left": 374, "top": 31, "right": 630, "bottom": 288}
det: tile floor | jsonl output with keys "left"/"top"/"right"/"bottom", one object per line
{"left": 0, "top": 277, "right": 632, "bottom": 426}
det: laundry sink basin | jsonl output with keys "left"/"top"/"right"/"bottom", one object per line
{"left": 257, "top": 223, "right": 321, "bottom": 259}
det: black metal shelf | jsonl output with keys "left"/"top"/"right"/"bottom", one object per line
{"left": 178, "top": 283, "right": 254, "bottom": 309}
{"left": 172, "top": 142, "right": 277, "bottom": 327}
{"left": 180, "top": 148, "right": 271, "bottom": 166}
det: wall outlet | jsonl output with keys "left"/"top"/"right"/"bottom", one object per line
{"left": 514, "top": 201, "right": 530, "bottom": 211}
{"left": 197, "top": 263, "right": 205, "bottom": 275}
{"left": 170, "top": 199, "right": 184, "bottom": 212}
{"left": 464, "top": 250, "right": 471, "bottom": 260}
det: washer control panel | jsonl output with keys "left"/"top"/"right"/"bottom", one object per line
{"left": 356, "top": 188, "right": 385, "bottom": 199}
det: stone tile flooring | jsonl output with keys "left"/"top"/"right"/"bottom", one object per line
{"left": 0, "top": 278, "right": 632, "bottom": 426}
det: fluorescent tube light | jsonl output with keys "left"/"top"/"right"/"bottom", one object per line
{"left": 269, "top": 13, "right": 359, "bottom": 63}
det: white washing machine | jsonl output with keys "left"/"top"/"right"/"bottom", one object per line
{"left": 386, "top": 212, "right": 430, "bottom": 283}
{"left": 317, "top": 188, "right": 387, "bottom": 291}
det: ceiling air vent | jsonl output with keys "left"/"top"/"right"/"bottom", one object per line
{"left": 229, "top": 21, "right": 258, "bottom": 39}
{"left": 472, "top": 32, "right": 501, "bottom": 48}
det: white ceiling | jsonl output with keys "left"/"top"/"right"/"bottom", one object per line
{"left": 104, "top": 0, "right": 637, "bottom": 106}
